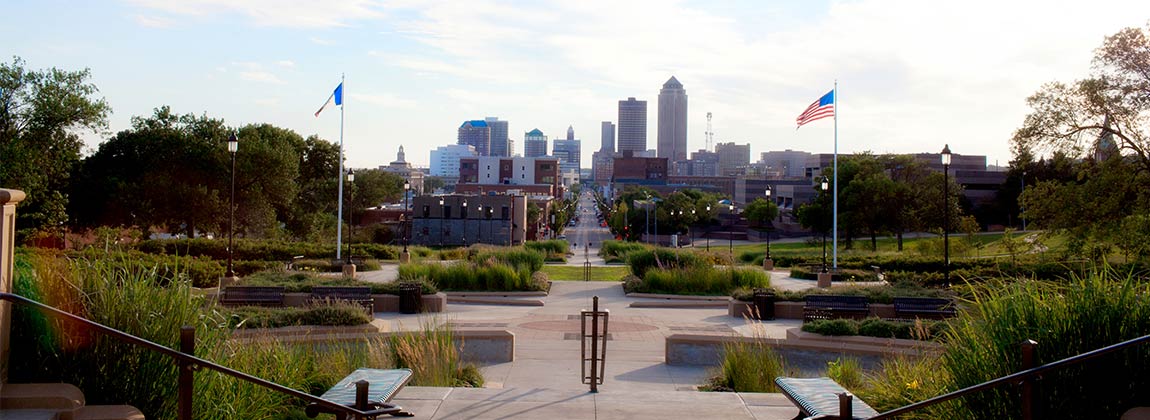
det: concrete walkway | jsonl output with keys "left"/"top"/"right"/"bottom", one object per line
{"left": 374, "top": 280, "right": 809, "bottom": 419}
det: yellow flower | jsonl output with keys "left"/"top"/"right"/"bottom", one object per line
{"left": 906, "top": 380, "right": 920, "bottom": 390}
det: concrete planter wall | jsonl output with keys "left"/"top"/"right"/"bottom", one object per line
{"left": 728, "top": 300, "right": 897, "bottom": 320}
{"left": 233, "top": 327, "right": 514, "bottom": 363}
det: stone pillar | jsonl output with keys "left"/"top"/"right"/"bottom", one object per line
{"left": 342, "top": 263, "right": 357, "bottom": 279}
{"left": 817, "top": 272, "right": 833, "bottom": 288}
{"left": 762, "top": 258, "right": 774, "bottom": 271}
{"left": 1, "top": 189, "right": 27, "bottom": 387}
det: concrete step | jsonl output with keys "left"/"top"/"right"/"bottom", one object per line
{"left": 0, "top": 383, "right": 85, "bottom": 411}
{"left": 66, "top": 405, "right": 145, "bottom": 420}
{"left": 0, "top": 409, "right": 59, "bottom": 420}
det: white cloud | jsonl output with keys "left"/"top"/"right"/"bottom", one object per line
{"left": 126, "top": 0, "right": 389, "bottom": 28}
{"left": 231, "top": 62, "right": 286, "bottom": 84}
{"left": 276, "top": 60, "right": 296, "bottom": 69}
{"left": 309, "top": 37, "right": 335, "bottom": 45}
{"left": 133, "top": 14, "right": 174, "bottom": 28}
{"left": 349, "top": 92, "right": 417, "bottom": 109}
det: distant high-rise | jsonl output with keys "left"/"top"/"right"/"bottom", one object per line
{"left": 430, "top": 144, "right": 478, "bottom": 177}
{"left": 553, "top": 125, "right": 581, "bottom": 175}
{"left": 458, "top": 120, "right": 491, "bottom": 156}
{"left": 524, "top": 128, "right": 548, "bottom": 157}
{"left": 716, "top": 142, "right": 751, "bottom": 176}
{"left": 600, "top": 121, "right": 615, "bottom": 152}
{"left": 486, "top": 117, "right": 511, "bottom": 157}
{"left": 657, "top": 76, "right": 688, "bottom": 162}
{"left": 618, "top": 97, "right": 647, "bottom": 153}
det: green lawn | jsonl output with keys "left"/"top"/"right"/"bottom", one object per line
{"left": 540, "top": 265, "right": 630, "bottom": 281}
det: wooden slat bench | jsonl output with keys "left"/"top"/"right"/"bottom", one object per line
{"left": 310, "top": 286, "right": 374, "bottom": 313}
{"left": 775, "top": 377, "right": 878, "bottom": 420}
{"left": 893, "top": 297, "right": 956, "bottom": 320}
{"left": 803, "top": 295, "right": 870, "bottom": 322}
{"left": 306, "top": 368, "right": 413, "bottom": 419}
{"left": 219, "top": 286, "right": 285, "bottom": 307}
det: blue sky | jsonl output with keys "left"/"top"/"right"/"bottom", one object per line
{"left": 4, "top": 0, "right": 1149, "bottom": 170}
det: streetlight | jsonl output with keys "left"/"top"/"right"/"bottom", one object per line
{"left": 705, "top": 205, "right": 711, "bottom": 252}
{"left": 403, "top": 182, "right": 410, "bottom": 257}
{"left": 690, "top": 209, "right": 695, "bottom": 247}
{"left": 677, "top": 210, "right": 683, "bottom": 247}
{"left": 439, "top": 197, "right": 445, "bottom": 247}
{"left": 728, "top": 203, "right": 735, "bottom": 259}
{"left": 345, "top": 169, "right": 354, "bottom": 264}
{"left": 764, "top": 186, "right": 772, "bottom": 268}
{"left": 941, "top": 144, "right": 952, "bottom": 285}
{"left": 820, "top": 176, "right": 829, "bottom": 273}
{"left": 225, "top": 131, "right": 238, "bottom": 278}
{"left": 462, "top": 199, "right": 469, "bottom": 247}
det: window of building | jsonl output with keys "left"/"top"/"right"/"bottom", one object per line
{"left": 443, "top": 206, "right": 452, "bottom": 219}
{"left": 461, "top": 205, "right": 468, "bottom": 219}
{"left": 422, "top": 205, "right": 430, "bottom": 218}
{"left": 501, "top": 206, "right": 510, "bottom": 220}
{"left": 541, "top": 164, "right": 552, "bottom": 170}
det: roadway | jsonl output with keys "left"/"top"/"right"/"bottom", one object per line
{"left": 562, "top": 190, "right": 614, "bottom": 265}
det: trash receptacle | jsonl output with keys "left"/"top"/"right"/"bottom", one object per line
{"left": 399, "top": 283, "right": 423, "bottom": 314}
{"left": 752, "top": 288, "right": 775, "bottom": 320}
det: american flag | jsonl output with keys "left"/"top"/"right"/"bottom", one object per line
{"left": 796, "top": 90, "right": 835, "bottom": 128}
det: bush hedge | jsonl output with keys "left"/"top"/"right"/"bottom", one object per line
{"left": 397, "top": 261, "right": 547, "bottom": 292}
{"left": 473, "top": 248, "right": 544, "bottom": 273}
{"left": 626, "top": 267, "right": 770, "bottom": 296}
{"left": 788, "top": 266, "right": 880, "bottom": 282}
{"left": 802, "top": 318, "right": 944, "bottom": 340}
{"left": 241, "top": 271, "right": 438, "bottom": 294}
{"left": 626, "top": 248, "right": 712, "bottom": 278}
{"left": 225, "top": 303, "right": 372, "bottom": 329}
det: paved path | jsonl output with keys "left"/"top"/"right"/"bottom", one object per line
{"left": 374, "top": 279, "right": 809, "bottom": 419}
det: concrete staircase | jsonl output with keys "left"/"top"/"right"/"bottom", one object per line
{"left": 0, "top": 383, "right": 144, "bottom": 420}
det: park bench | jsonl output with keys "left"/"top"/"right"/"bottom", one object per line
{"left": 775, "top": 377, "right": 879, "bottom": 420}
{"left": 893, "top": 297, "right": 956, "bottom": 320}
{"left": 219, "top": 286, "right": 285, "bottom": 307}
{"left": 803, "top": 295, "right": 870, "bottom": 322}
{"left": 285, "top": 255, "right": 305, "bottom": 270}
{"left": 310, "top": 286, "right": 374, "bottom": 313}
{"left": 306, "top": 368, "right": 414, "bottom": 419}
{"left": 331, "top": 256, "right": 367, "bottom": 267}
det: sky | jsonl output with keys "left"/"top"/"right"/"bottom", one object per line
{"left": 3, "top": 0, "right": 1149, "bottom": 171}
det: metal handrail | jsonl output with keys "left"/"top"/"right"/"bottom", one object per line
{"left": 870, "top": 332, "right": 1150, "bottom": 419}
{"left": 0, "top": 292, "right": 371, "bottom": 420}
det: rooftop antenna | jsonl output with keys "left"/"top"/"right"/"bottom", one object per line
{"left": 705, "top": 112, "right": 714, "bottom": 152}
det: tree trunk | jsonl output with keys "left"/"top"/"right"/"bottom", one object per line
{"left": 897, "top": 231, "right": 904, "bottom": 251}
{"left": 871, "top": 230, "right": 878, "bottom": 251}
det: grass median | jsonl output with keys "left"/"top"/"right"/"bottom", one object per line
{"left": 540, "top": 265, "right": 629, "bottom": 281}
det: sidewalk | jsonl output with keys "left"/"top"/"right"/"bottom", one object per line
{"left": 374, "top": 280, "right": 808, "bottom": 419}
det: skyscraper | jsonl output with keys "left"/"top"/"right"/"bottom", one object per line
{"left": 716, "top": 142, "right": 751, "bottom": 176}
{"left": 553, "top": 125, "right": 581, "bottom": 175}
{"left": 524, "top": 128, "right": 548, "bottom": 157}
{"left": 600, "top": 121, "right": 615, "bottom": 152}
{"left": 657, "top": 76, "right": 688, "bottom": 162}
{"left": 486, "top": 117, "right": 511, "bottom": 157}
{"left": 458, "top": 120, "right": 491, "bottom": 156}
{"left": 618, "top": 97, "right": 647, "bottom": 154}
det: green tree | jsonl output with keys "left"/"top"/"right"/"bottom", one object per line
{"left": 346, "top": 168, "right": 403, "bottom": 229}
{"left": 423, "top": 176, "right": 446, "bottom": 193}
{"left": 1, "top": 57, "right": 110, "bottom": 240}
{"left": 743, "top": 198, "right": 779, "bottom": 230}
{"left": 287, "top": 135, "right": 341, "bottom": 241}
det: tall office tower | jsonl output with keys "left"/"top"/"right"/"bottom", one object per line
{"left": 657, "top": 76, "right": 688, "bottom": 162}
{"left": 600, "top": 121, "right": 615, "bottom": 152}
{"left": 716, "top": 142, "right": 751, "bottom": 176}
{"left": 617, "top": 97, "right": 647, "bottom": 153}
{"left": 430, "top": 144, "right": 478, "bottom": 177}
{"left": 524, "top": 128, "right": 548, "bottom": 157}
{"left": 553, "top": 125, "right": 582, "bottom": 175}
{"left": 486, "top": 117, "right": 511, "bottom": 157}
{"left": 458, "top": 120, "right": 491, "bottom": 156}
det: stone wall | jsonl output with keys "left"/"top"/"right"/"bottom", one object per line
{"left": 0, "top": 189, "right": 27, "bottom": 387}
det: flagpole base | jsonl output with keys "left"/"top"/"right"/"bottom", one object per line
{"left": 762, "top": 258, "right": 774, "bottom": 271}
{"left": 817, "top": 272, "right": 833, "bottom": 288}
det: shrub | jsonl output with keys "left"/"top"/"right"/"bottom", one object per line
{"left": 525, "top": 240, "right": 570, "bottom": 258}
{"left": 802, "top": 319, "right": 858, "bottom": 336}
{"left": 289, "top": 258, "right": 382, "bottom": 272}
{"left": 226, "top": 304, "right": 371, "bottom": 329}
{"left": 599, "top": 240, "right": 647, "bottom": 260}
{"left": 242, "top": 271, "right": 438, "bottom": 295}
{"left": 473, "top": 248, "right": 545, "bottom": 273}
{"left": 388, "top": 321, "right": 484, "bottom": 387}
{"left": 398, "top": 261, "right": 545, "bottom": 292}
{"left": 631, "top": 267, "right": 769, "bottom": 296}
{"left": 826, "top": 357, "right": 864, "bottom": 390}
{"left": 857, "top": 356, "right": 958, "bottom": 418}
{"left": 626, "top": 248, "right": 711, "bottom": 278}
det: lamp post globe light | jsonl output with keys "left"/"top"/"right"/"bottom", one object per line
{"left": 225, "top": 131, "right": 238, "bottom": 279}
{"left": 941, "top": 144, "right": 952, "bottom": 285}
{"left": 820, "top": 176, "right": 830, "bottom": 273}
{"left": 764, "top": 186, "right": 773, "bottom": 270}
{"left": 345, "top": 169, "right": 354, "bottom": 264}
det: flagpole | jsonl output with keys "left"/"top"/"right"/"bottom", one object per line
{"left": 336, "top": 74, "right": 345, "bottom": 260}
{"left": 832, "top": 79, "right": 838, "bottom": 270}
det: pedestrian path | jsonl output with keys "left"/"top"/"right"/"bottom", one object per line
{"left": 373, "top": 280, "right": 810, "bottom": 419}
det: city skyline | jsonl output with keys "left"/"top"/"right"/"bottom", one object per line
{"left": 5, "top": 0, "right": 1150, "bottom": 170}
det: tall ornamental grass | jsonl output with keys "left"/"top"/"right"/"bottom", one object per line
{"left": 635, "top": 267, "right": 769, "bottom": 295}
{"left": 625, "top": 248, "right": 712, "bottom": 278}
{"left": 940, "top": 269, "right": 1150, "bottom": 419}
{"left": 389, "top": 320, "right": 484, "bottom": 388}
{"left": 473, "top": 248, "right": 545, "bottom": 273}
{"left": 398, "top": 261, "right": 544, "bottom": 291}
{"left": 704, "top": 339, "right": 788, "bottom": 393}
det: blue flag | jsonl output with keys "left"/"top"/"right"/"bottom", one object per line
{"left": 315, "top": 82, "right": 343, "bottom": 117}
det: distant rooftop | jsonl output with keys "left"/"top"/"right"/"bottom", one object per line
{"left": 526, "top": 128, "right": 544, "bottom": 136}
{"left": 663, "top": 76, "right": 682, "bottom": 89}
{"left": 461, "top": 120, "right": 488, "bottom": 128}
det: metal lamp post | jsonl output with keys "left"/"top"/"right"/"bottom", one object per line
{"left": 403, "top": 182, "right": 410, "bottom": 254}
{"left": 690, "top": 209, "right": 695, "bottom": 247}
{"left": 764, "top": 186, "right": 773, "bottom": 270}
{"left": 345, "top": 169, "right": 354, "bottom": 264}
{"left": 225, "top": 131, "right": 238, "bottom": 278}
{"left": 705, "top": 205, "right": 711, "bottom": 252}
{"left": 462, "top": 200, "right": 468, "bottom": 247}
{"left": 439, "top": 197, "right": 445, "bottom": 247}
{"left": 941, "top": 144, "right": 952, "bottom": 285}
{"left": 728, "top": 204, "right": 735, "bottom": 259}
{"left": 820, "top": 176, "right": 829, "bottom": 273}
